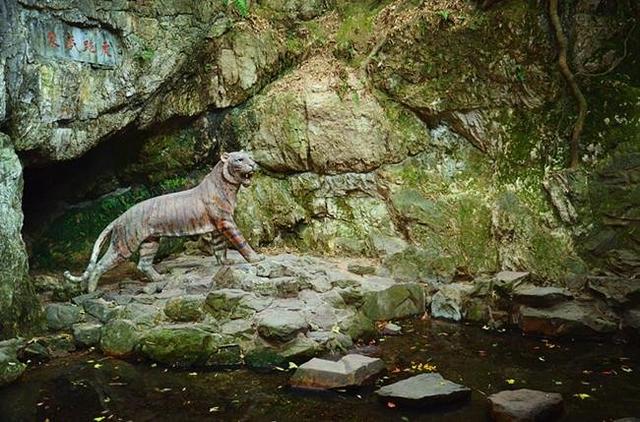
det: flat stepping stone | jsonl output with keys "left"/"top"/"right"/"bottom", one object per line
{"left": 290, "top": 354, "right": 385, "bottom": 389}
{"left": 513, "top": 285, "right": 573, "bottom": 308}
{"left": 488, "top": 389, "right": 563, "bottom": 422}
{"left": 375, "top": 373, "right": 471, "bottom": 407}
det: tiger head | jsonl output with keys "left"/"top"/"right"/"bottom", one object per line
{"left": 221, "top": 151, "right": 258, "bottom": 187}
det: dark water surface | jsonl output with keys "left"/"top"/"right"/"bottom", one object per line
{"left": 1, "top": 320, "right": 638, "bottom": 422}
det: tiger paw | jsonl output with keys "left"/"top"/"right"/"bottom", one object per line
{"left": 247, "top": 253, "right": 265, "bottom": 263}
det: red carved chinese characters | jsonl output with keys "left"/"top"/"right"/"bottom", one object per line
{"left": 101, "top": 40, "right": 111, "bottom": 57}
{"left": 47, "top": 31, "right": 60, "bottom": 48}
{"left": 64, "top": 32, "right": 75, "bottom": 50}
{"left": 82, "top": 39, "right": 97, "bottom": 53}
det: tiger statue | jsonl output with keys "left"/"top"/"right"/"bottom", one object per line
{"left": 64, "top": 151, "right": 263, "bottom": 293}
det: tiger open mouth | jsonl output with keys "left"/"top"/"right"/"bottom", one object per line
{"left": 241, "top": 170, "right": 255, "bottom": 186}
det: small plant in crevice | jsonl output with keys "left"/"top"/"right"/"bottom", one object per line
{"left": 223, "top": 0, "right": 249, "bottom": 17}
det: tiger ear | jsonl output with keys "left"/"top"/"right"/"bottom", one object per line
{"left": 221, "top": 152, "right": 230, "bottom": 162}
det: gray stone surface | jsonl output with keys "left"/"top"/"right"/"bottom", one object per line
{"left": 430, "top": 283, "right": 474, "bottom": 321}
{"left": 0, "top": 136, "right": 35, "bottom": 335}
{"left": 375, "top": 373, "right": 471, "bottom": 407}
{"left": 46, "top": 303, "right": 83, "bottom": 330}
{"left": 513, "top": 285, "right": 573, "bottom": 308}
{"left": 100, "top": 319, "right": 139, "bottom": 357}
{"left": 256, "top": 309, "right": 308, "bottom": 342}
{"left": 83, "top": 298, "right": 120, "bottom": 323}
{"left": 587, "top": 277, "right": 640, "bottom": 307}
{"left": 518, "top": 301, "right": 618, "bottom": 337}
{"left": 488, "top": 389, "right": 563, "bottom": 422}
{"left": 290, "top": 354, "right": 385, "bottom": 389}
{"left": 72, "top": 322, "right": 102, "bottom": 347}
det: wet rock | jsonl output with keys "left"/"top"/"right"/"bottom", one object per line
{"left": 278, "top": 334, "right": 320, "bottom": 360}
{"left": 488, "top": 389, "right": 563, "bottom": 422}
{"left": 256, "top": 309, "right": 308, "bottom": 342}
{"left": 375, "top": 373, "right": 471, "bottom": 407}
{"left": 622, "top": 309, "right": 640, "bottom": 334}
{"left": 382, "top": 322, "right": 402, "bottom": 336}
{"left": 100, "top": 319, "right": 140, "bottom": 357}
{"left": 0, "top": 349, "right": 26, "bottom": 387}
{"left": 45, "top": 303, "right": 83, "bottom": 331}
{"left": 430, "top": 283, "right": 474, "bottom": 321}
{"left": 120, "top": 303, "right": 164, "bottom": 327}
{"left": 83, "top": 298, "right": 121, "bottom": 323}
{"left": 138, "top": 326, "right": 241, "bottom": 367}
{"left": 494, "top": 271, "right": 530, "bottom": 294}
{"left": 339, "top": 311, "right": 376, "bottom": 340}
{"left": 290, "top": 354, "right": 385, "bottom": 389}
{"left": 22, "top": 334, "right": 76, "bottom": 360}
{"left": 72, "top": 322, "right": 102, "bottom": 347}
{"left": 71, "top": 291, "right": 103, "bottom": 306}
{"left": 361, "top": 279, "right": 425, "bottom": 320}
{"left": 518, "top": 301, "right": 618, "bottom": 337}
{"left": 587, "top": 277, "right": 640, "bottom": 307}
{"left": 513, "top": 285, "right": 573, "bottom": 308}
{"left": 164, "top": 295, "right": 205, "bottom": 322}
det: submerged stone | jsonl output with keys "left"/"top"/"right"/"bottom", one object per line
{"left": 488, "top": 389, "right": 563, "bottom": 422}
{"left": 290, "top": 354, "right": 385, "bottom": 389}
{"left": 375, "top": 373, "right": 471, "bottom": 407}
{"left": 518, "top": 301, "right": 618, "bottom": 337}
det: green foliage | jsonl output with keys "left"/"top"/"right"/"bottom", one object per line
{"left": 224, "top": 0, "right": 249, "bottom": 17}
{"left": 135, "top": 48, "right": 155, "bottom": 64}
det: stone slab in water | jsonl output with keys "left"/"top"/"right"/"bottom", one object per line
{"left": 518, "top": 301, "right": 617, "bottom": 337}
{"left": 513, "top": 285, "right": 573, "bottom": 308}
{"left": 290, "top": 354, "right": 385, "bottom": 389}
{"left": 587, "top": 277, "right": 640, "bottom": 306}
{"left": 488, "top": 389, "right": 563, "bottom": 422}
{"left": 374, "top": 373, "right": 471, "bottom": 407}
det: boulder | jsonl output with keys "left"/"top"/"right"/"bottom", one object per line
{"left": 290, "top": 354, "right": 385, "bottom": 389}
{"left": 138, "top": 326, "right": 241, "bottom": 367}
{"left": 0, "top": 349, "right": 26, "bottom": 387}
{"left": 164, "top": 295, "right": 204, "bottom": 322}
{"left": 488, "top": 389, "right": 563, "bottom": 422}
{"left": 83, "top": 298, "right": 121, "bottom": 323}
{"left": 382, "top": 322, "right": 402, "bottom": 335}
{"left": 72, "top": 322, "right": 102, "bottom": 347}
{"left": 45, "top": 303, "right": 83, "bottom": 331}
{"left": 430, "top": 283, "right": 475, "bottom": 321}
{"left": 361, "top": 278, "right": 425, "bottom": 320}
{"left": 513, "top": 285, "right": 573, "bottom": 308}
{"left": 518, "top": 301, "right": 618, "bottom": 337}
{"left": 587, "top": 277, "right": 640, "bottom": 307}
{"left": 205, "top": 289, "right": 255, "bottom": 319}
{"left": 100, "top": 319, "right": 140, "bottom": 357}
{"left": 120, "top": 303, "right": 164, "bottom": 327}
{"left": 623, "top": 309, "right": 640, "bottom": 334}
{"left": 256, "top": 309, "right": 308, "bottom": 342}
{"left": 375, "top": 373, "right": 471, "bottom": 407}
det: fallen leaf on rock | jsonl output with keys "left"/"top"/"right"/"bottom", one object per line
{"left": 574, "top": 393, "right": 591, "bottom": 400}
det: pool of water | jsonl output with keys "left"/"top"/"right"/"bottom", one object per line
{"left": 1, "top": 319, "right": 638, "bottom": 421}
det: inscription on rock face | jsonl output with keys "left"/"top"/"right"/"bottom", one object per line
{"left": 30, "top": 19, "right": 121, "bottom": 68}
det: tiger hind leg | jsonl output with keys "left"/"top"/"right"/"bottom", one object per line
{"left": 86, "top": 245, "right": 127, "bottom": 293}
{"left": 137, "top": 238, "right": 163, "bottom": 282}
{"left": 210, "top": 232, "right": 231, "bottom": 265}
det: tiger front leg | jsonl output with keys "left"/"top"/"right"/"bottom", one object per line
{"left": 215, "top": 219, "right": 264, "bottom": 263}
